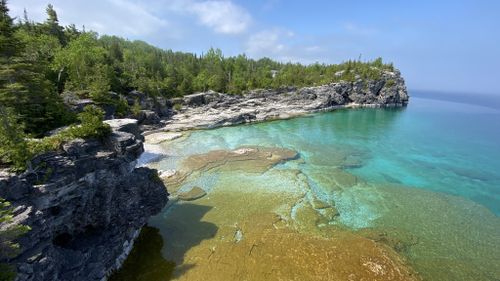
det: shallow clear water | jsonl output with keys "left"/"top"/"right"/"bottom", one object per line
{"left": 159, "top": 97, "right": 500, "bottom": 215}
{"left": 137, "top": 96, "right": 500, "bottom": 280}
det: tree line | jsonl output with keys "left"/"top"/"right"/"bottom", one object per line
{"left": 2, "top": 1, "right": 395, "bottom": 136}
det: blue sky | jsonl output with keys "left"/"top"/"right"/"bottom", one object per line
{"left": 9, "top": 0, "right": 500, "bottom": 95}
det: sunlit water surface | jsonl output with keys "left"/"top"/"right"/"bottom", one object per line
{"left": 117, "top": 97, "right": 500, "bottom": 281}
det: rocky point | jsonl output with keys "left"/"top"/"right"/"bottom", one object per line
{"left": 0, "top": 119, "right": 168, "bottom": 281}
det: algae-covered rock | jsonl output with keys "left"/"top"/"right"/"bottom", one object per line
{"left": 181, "top": 146, "right": 299, "bottom": 174}
{"left": 178, "top": 186, "right": 207, "bottom": 201}
{"left": 311, "top": 197, "right": 331, "bottom": 209}
{"left": 331, "top": 168, "right": 358, "bottom": 188}
{"left": 144, "top": 132, "right": 183, "bottom": 144}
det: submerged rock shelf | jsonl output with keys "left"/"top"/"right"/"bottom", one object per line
{"left": 117, "top": 102, "right": 500, "bottom": 281}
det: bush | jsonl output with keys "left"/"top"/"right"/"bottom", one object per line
{"left": 131, "top": 99, "right": 142, "bottom": 116}
{"left": 173, "top": 103, "right": 182, "bottom": 111}
{"left": 1, "top": 198, "right": 30, "bottom": 281}
{"left": 69, "top": 105, "right": 111, "bottom": 139}
{"left": 0, "top": 105, "right": 111, "bottom": 172}
{"left": 0, "top": 263, "right": 16, "bottom": 281}
{"left": 0, "top": 107, "right": 30, "bottom": 171}
{"left": 114, "top": 97, "right": 130, "bottom": 118}
{"left": 385, "top": 79, "right": 396, "bottom": 87}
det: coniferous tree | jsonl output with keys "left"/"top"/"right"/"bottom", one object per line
{"left": 0, "top": 0, "right": 71, "bottom": 136}
{"left": 44, "top": 4, "right": 65, "bottom": 45}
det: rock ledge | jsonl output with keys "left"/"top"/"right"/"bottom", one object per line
{"left": 0, "top": 120, "right": 168, "bottom": 281}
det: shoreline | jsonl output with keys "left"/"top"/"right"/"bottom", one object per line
{"left": 144, "top": 102, "right": 408, "bottom": 135}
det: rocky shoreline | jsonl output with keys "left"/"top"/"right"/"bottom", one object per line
{"left": 0, "top": 70, "right": 407, "bottom": 280}
{"left": 158, "top": 69, "right": 408, "bottom": 131}
{"left": 0, "top": 119, "right": 168, "bottom": 281}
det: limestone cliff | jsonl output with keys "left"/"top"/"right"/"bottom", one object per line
{"left": 0, "top": 119, "right": 168, "bottom": 281}
{"left": 162, "top": 69, "right": 408, "bottom": 131}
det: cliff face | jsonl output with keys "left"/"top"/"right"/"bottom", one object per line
{"left": 162, "top": 69, "right": 408, "bottom": 131}
{"left": 0, "top": 119, "right": 168, "bottom": 281}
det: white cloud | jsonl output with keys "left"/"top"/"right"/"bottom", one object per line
{"left": 9, "top": 0, "right": 170, "bottom": 38}
{"left": 174, "top": 0, "right": 252, "bottom": 34}
{"left": 245, "top": 29, "right": 323, "bottom": 63}
{"left": 9, "top": 0, "right": 252, "bottom": 43}
{"left": 103, "top": 0, "right": 169, "bottom": 36}
{"left": 245, "top": 29, "right": 292, "bottom": 57}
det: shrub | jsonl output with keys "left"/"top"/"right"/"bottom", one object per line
{"left": 114, "top": 97, "right": 130, "bottom": 118}
{"left": 385, "top": 79, "right": 396, "bottom": 87}
{"left": 69, "top": 105, "right": 111, "bottom": 139}
{"left": 173, "top": 103, "right": 182, "bottom": 111}
{"left": 0, "top": 107, "right": 30, "bottom": 171}
{"left": 1, "top": 105, "right": 111, "bottom": 172}
{"left": 131, "top": 99, "right": 142, "bottom": 116}
{"left": 0, "top": 198, "right": 30, "bottom": 281}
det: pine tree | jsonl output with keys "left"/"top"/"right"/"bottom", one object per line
{"left": 44, "top": 4, "right": 65, "bottom": 45}
{"left": 0, "top": 0, "right": 17, "bottom": 57}
{"left": 0, "top": 106, "right": 29, "bottom": 170}
{"left": 0, "top": 0, "right": 71, "bottom": 136}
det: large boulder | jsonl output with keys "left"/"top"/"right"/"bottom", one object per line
{"left": 125, "top": 91, "right": 169, "bottom": 117}
{"left": 136, "top": 110, "right": 161, "bottom": 125}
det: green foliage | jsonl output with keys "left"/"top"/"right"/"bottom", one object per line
{"left": 0, "top": 0, "right": 17, "bottom": 58}
{"left": 131, "top": 99, "right": 142, "bottom": 116}
{"left": 1, "top": 104, "right": 110, "bottom": 171}
{"left": 52, "top": 32, "right": 109, "bottom": 91}
{"left": 89, "top": 64, "right": 112, "bottom": 102}
{"left": 1, "top": 1, "right": 72, "bottom": 136}
{"left": 27, "top": 105, "right": 110, "bottom": 163}
{"left": 0, "top": 107, "right": 30, "bottom": 171}
{"left": 0, "top": 263, "right": 16, "bottom": 281}
{"left": 1, "top": 197, "right": 30, "bottom": 281}
{"left": 173, "top": 103, "right": 182, "bottom": 111}
{"left": 69, "top": 105, "right": 111, "bottom": 139}
{"left": 114, "top": 97, "right": 129, "bottom": 117}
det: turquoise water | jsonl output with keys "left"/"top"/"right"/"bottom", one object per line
{"left": 150, "top": 96, "right": 500, "bottom": 280}
{"left": 159, "top": 97, "right": 500, "bottom": 215}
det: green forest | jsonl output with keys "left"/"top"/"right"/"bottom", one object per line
{"left": 0, "top": 1, "right": 395, "bottom": 169}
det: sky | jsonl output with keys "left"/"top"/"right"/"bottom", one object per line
{"left": 8, "top": 0, "right": 500, "bottom": 95}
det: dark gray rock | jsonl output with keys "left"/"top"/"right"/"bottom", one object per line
{"left": 0, "top": 120, "right": 168, "bottom": 281}
{"left": 125, "top": 91, "right": 169, "bottom": 117}
{"left": 136, "top": 110, "right": 160, "bottom": 125}
{"left": 104, "top": 119, "right": 140, "bottom": 137}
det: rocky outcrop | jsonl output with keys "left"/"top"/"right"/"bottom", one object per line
{"left": 125, "top": 90, "right": 170, "bottom": 117}
{"left": 0, "top": 119, "right": 168, "bottom": 281}
{"left": 162, "top": 70, "right": 408, "bottom": 131}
